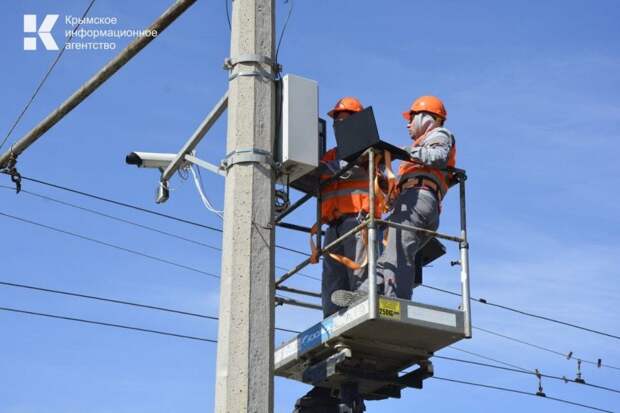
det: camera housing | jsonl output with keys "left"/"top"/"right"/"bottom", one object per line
{"left": 125, "top": 152, "right": 177, "bottom": 169}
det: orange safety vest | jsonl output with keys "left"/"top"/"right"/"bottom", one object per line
{"left": 319, "top": 148, "right": 382, "bottom": 223}
{"left": 398, "top": 128, "right": 457, "bottom": 199}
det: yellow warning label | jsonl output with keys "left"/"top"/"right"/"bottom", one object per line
{"left": 379, "top": 298, "right": 401, "bottom": 320}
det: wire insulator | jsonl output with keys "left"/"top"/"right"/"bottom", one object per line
{"left": 575, "top": 359, "right": 586, "bottom": 384}
{"left": 535, "top": 368, "right": 546, "bottom": 397}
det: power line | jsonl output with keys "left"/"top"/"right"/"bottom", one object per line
{"left": 275, "top": 0, "right": 294, "bottom": 63}
{"left": 11, "top": 173, "right": 223, "bottom": 231}
{"left": 474, "top": 325, "right": 567, "bottom": 357}
{"left": 276, "top": 244, "right": 310, "bottom": 257}
{"left": 0, "top": 280, "right": 216, "bottom": 320}
{"left": 473, "top": 326, "right": 620, "bottom": 371}
{"left": 14, "top": 181, "right": 618, "bottom": 369}
{"left": 15, "top": 203, "right": 590, "bottom": 371}
{"left": 0, "top": 184, "right": 319, "bottom": 282}
{"left": 432, "top": 376, "right": 613, "bottom": 413}
{"left": 0, "top": 279, "right": 301, "bottom": 334}
{"left": 0, "top": 185, "right": 221, "bottom": 251}
{"left": 0, "top": 305, "right": 216, "bottom": 343}
{"left": 3, "top": 173, "right": 310, "bottom": 257}
{"left": 0, "top": 0, "right": 97, "bottom": 150}
{"left": 0, "top": 211, "right": 220, "bottom": 279}
{"left": 1, "top": 300, "right": 614, "bottom": 411}
{"left": 421, "top": 284, "right": 620, "bottom": 341}
{"left": 435, "top": 354, "right": 620, "bottom": 395}
{"left": 224, "top": 0, "right": 231, "bottom": 30}
{"left": 448, "top": 346, "right": 531, "bottom": 372}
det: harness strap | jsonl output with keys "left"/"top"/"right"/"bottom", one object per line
{"left": 370, "top": 150, "right": 397, "bottom": 213}
{"left": 309, "top": 222, "right": 369, "bottom": 270}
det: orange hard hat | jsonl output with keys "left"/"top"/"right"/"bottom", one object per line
{"left": 328, "top": 97, "right": 364, "bottom": 118}
{"left": 402, "top": 95, "right": 447, "bottom": 121}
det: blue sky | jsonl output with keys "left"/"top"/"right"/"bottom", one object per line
{"left": 1, "top": 0, "right": 619, "bottom": 412}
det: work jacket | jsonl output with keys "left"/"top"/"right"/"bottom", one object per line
{"left": 319, "top": 148, "right": 382, "bottom": 224}
{"left": 399, "top": 127, "right": 456, "bottom": 199}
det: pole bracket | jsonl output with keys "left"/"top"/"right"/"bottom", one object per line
{"left": 2, "top": 149, "right": 22, "bottom": 193}
{"left": 228, "top": 70, "right": 277, "bottom": 82}
{"left": 224, "top": 54, "right": 279, "bottom": 70}
{"left": 224, "top": 54, "right": 280, "bottom": 82}
{"left": 221, "top": 148, "right": 275, "bottom": 171}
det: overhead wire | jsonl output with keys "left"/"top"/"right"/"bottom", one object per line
{"left": 448, "top": 346, "right": 531, "bottom": 373}
{"left": 8, "top": 192, "right": 591, "bottom": 369}
{"left": 473, "top": 326, "right": 620, "bottom": 371}
{"left": 275, "top": 0, "right": 294, "bottom": 63}
{"left": 0, "top": 280, "right": 217, "bottom": 321}
{"left": 0, "top": 185, "right": 221, "bottom": 251}
{"left": 434, "top": 354, "right": 620, "bottom": 395}
{"left": 11, "top": 275, "right": 617, "bottom": 391}
{"left": 0, "top": 305, "right": 215, "bottom": 343}
{"left": 0, "top": 184, "right": 320, "bottom": 282}
{"left": 8, "top": 173, "right": 223, "bottom": 231}
{"left": 421, "top": 284, "right": 620, "bottom": 341}
{"left": 0, "top": 280, "right": 301, "bottom": 334}
{"left": 0, "top": 303, "right": 612, "bottom": 412}
{"left": 224, "top": 0, "right": 231, "bottom": 30}
{"left": 0, "top": 211, "right": 220, "bottom": 279}
{"left": 1, "top": 173, "right": 311, "bottom": 257}
{"left": 0, "top": 0, "right": 97, "bottom": 150}
{"left": 9, "top": 172, "right": 618, "bottom": 373}
{"left": 432, "top": 376, "right": 613, "bottom": 413}
{"left": 474, "top": 326, "right": 567, "bottom": 357}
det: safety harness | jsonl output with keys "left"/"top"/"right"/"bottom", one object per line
{"left": 309, "top": 150, "right": 396, "bottom": 269}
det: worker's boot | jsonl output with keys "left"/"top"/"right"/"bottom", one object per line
{"left": 331, "top": 289, "right": 368, "bottom": 307}
{"left": 293, "top": 387, "right": 340, "bottom": 413}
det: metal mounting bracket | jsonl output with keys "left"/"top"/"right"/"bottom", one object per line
{"left": 2, "top": 150, "right": 22, "bottom": 193}
{"left": 228, "top": 69, "right": 277, "bottom": 82}
{"left": 185, "top": 154, "right": 225, "bottom": 177}
{"left": 224, "top": 54, "right": 280, "bottom": 82}
{"left": 302, "top": 347, "right": 352, "bottom": 385}
{"left": 224, "top": 54, "right": 279, "bottom": 70}
{"left": 221, "top": 148, "right": 274, "bottom": 171}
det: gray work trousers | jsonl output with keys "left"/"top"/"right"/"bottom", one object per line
{"left": 322, "top": 215, "right": 367, "bottom": 317}
{"left": 376, "top": 188, "right": 439, "bottom": 299}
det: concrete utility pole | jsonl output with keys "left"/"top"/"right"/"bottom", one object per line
{"left": 214, "top": 0, "right": 276, "bottom": 411}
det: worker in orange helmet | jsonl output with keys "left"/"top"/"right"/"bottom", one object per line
{"left": 316, "top": 96, "right": 382, "bottom": 317}
{"left": 380, "top": 95, "right": 456, "bottom": 299}
{"left": 333, "top": 95, "right": 456, "bottom": 306}
{"left": 294, "top": 96, "right": 377, "bottom": 413}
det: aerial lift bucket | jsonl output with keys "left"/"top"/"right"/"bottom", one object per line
{"left": 273, "top": 147, "right": 471, "bottom": 408}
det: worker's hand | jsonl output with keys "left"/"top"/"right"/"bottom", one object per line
{"left": 310, "top": 223, "right": 319, "bottom": 235}
{"left": 309, "top": 223, "right": 320, "bottom": 264}
{"left": 309, "top": 250, "right": 320, "bottom": 264}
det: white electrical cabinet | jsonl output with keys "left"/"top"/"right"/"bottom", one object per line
{"left": 278, "top": 74, "right": 319, "bottom": 183}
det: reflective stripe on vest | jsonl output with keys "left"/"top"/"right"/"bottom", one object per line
{"left": 320, "top": 164, "right": 381, "bottom": 223}
{"left": 321, "top": 187, "right": 369, "bottom": 201}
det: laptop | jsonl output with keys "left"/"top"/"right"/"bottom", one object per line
{"left": 334, "top": 106, "right": 410, "bottom": 163}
